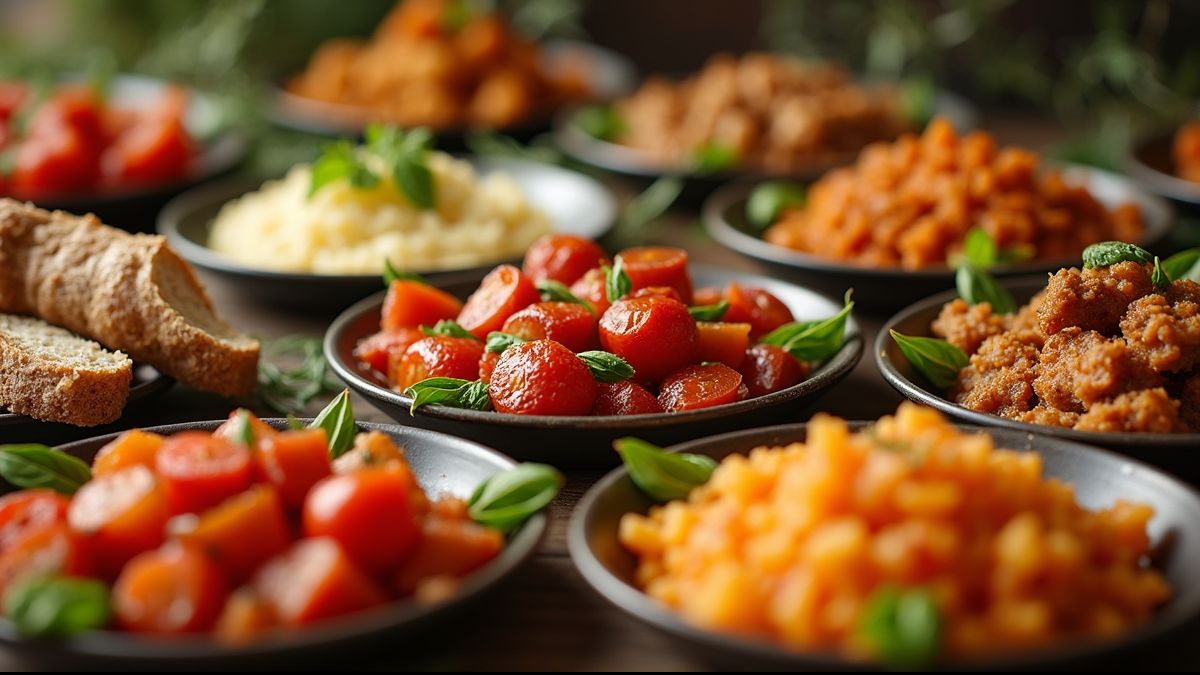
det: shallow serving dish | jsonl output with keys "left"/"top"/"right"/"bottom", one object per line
{"left": 0, "top": 363, "right": 171, "bottom": 440}
{"left": 703, "top": 165, "right": 1176, "bottom": 309}
{"left": 568, "top": 422, "right": 1200, "bottom": 671}
{"left": 158, "top": 156, "right": 618, "bottom": 310}
{"left": 324, "top": 267, "right": 863, "bottom": 466}
{"left": 1127, "top": 133, "right": 1200, "bottom": 216}
{"left": 0, "top": 418, "right": 545, "bottom": 667}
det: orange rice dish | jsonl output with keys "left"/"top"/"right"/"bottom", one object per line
{"left": 764, "top": 119, "right": 1144, "bottom": 269}
{"left": 619, "top": 404, "right": 1169, "bottom": 663}
{"left": 1173, "top": 121, "right": 1200, "bottom": 184}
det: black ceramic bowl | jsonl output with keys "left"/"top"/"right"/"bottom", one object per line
{"left": 325, "top": 267, "right": 863, "bottom": 466}
{"left": 703, "top": 165, "right": 1176, "bottom": 310}
{"left": 1127, "top": 133, "right": 1200, "bottom": 217}
{"left": 569, "top": 422, "right": 1200, "bottom": 671}
{"left": 877, "top": 279, "right": 1200, "bottom": 470}
{"left": 157, "top": 156, "right": 618, "bottom": 310}
{"left": 0, "top": 364, "right": 171, "bottom": 441}
{"left": 0, "top": 418, "right": 545, "bottom": 668}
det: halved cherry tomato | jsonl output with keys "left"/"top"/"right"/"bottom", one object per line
{"left": 68, "top": 465, "right": 170, "bottom": 578}
{"left": 0, "top": 489, "right": 69, "bottom": 553}
{"left": 176, "top": 485, "right": 291, "bottom": 584}
{"left": 303, "top": 467, "right": 421, "bottom": 575}
{"left": 521, "top": 234, "right": 610, "bottom": 285}
{"left": 0, "top": 523, "right": 92, "bottom": 600}
{"left": 740, "top": 344, "right": 809, "bottom": 397}
{"left": 393, "top": 336, "right": 485, "bottom": 390}
{"left": 631, "top": 286, "right": 685, "bottom": 304}
{"left": 354, "top": 327, "right": 424, "bottom": 373}
{"left": 696, "top": 322, "right": 751, "bottom": 368}
{"left": 212, "top": 410, "right": 276, "bottom": 448}
{"left": 113, "top": 543, "right": 229, "bottom": 634}
{"left": 478, "top": 350, "right": 501, "bottom": 383}
{"left": 590, "top": 380, "right": 663, "bottom": 416}
{"left": 394, "top": 515, "right": 503, "bottom": 595}
{"left": 381, "top": 280, "right": 464, "bottom": 332}
{"left": 92, "top": 430, "right": 164, "bottom": 476}
{"left": 456, "top": 264, "right": 540, "bottom": 338}
{"left": 103, "top": 115, "right": 192, "bottom": 184}
{"left": 569, "top": 267, "right": 611, "bottom": 316}
{"left": 501, "top": 302, "right": 598, "bottom": 352}
{"left": 616, "top": 247, "right": 693, "bottom": 304}
{"left": 658, "top": 363, "right": 745, "bottom": 412}
{"left": 487, "top": 339, "right": 597, "bottom": 415}
{"left": 254, "top": 537, "right": 385, "bottom": 625}
{"left": 723, "top": 283, "right": 794, "bottom": 338}
{"left": 215, "top": 589, "right": 277, "bottom": 645}
{"left": 598, "top": 296, "right": 698, "bottom": 383}
{"left": 156, "top": 433, "right": 253, "bottom": 515}
{"left": 692, "top": 286, "right": 722, "bottom": 307}
{"left": 256, "top": 429, "right": 332, "bottom": 509}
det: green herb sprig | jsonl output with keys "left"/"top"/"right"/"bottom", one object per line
{"left": 537, "top": 280, "right": 595, "bottom": 313}
{"left": 257, "top": 335, "right": 342, "bottom": 415}
{"left": 889, "top": 331, "right": 969, "bottom": 390}
{"left": 422, "top": 320, "right": 481, "bottom": 341}
{"left": 615, "top": 437, "right": 717, "bottom": 503}
{"left": 577, "top": 351, "right": 635, "bottom": 382}
{"left": 745, "top": 181, "right": 807, "bottom": 230}
{"left": 1152, "top": 256, "right": 1170, "bottom": 289}
{"left": 688, "top": 300, "right": 730, "bottom": 322}
{"left": 308, "top": 125, "right": 437, "bottom": 209}
{"left": 4, "top": 576, "right": 111, "bottom": 637}
{"left": 405, "top": 377, "right": 492, "bottom": 414}
{"left": 309, "top": 390, "right": 358, "bottom": 458}
{"left": 308, "top": 140, "right": 379, "bottom": 198}
{"left": 860, "top": 586, "right": 942, "bottom": 670}
{"left": 955, "top": 265, "right": 1017, "bottom": 313}
{"left": 383, "top": 259, "right": 424, "bottom": 286}
{"left": 759, "top": 290, "right": 854, "bottom": 362}
{"left": 0, "top": 445, "right": 92, "bottom": 495}
{"left": 1082, "top": 241, "right": 1154, "bottom": 269}
{"left": 1162, "top": 247, "right": 1200, "bottom": 283}
{"left": 486, "top": 331, "right": 526, "bottom": 354}
{"left": 468, "top": 463, "right": 562, "bottom": 533}
{"left": 604, "top": 258, "right": 632, "bottom": 303}
{"left": 575, "top": 105, "right": 625, "bottom": 141}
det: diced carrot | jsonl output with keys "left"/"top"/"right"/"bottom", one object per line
{"left": 394, "top": 515, "right": 503, "bottom": 596}
{"left": 254, "top": 538, "right": 385, "bottom": 626}
{"left": 215, "top": 589, "right": 278, "bottom": 645}
{"left": 256, "top": 429, "right": 332, "bottom": 509}
{"left": 176, "top": 485, "right": 292, "bottom": 584}
{"left": 696, "top": 321, "right": 752, "bottom": 368}
{"left": 92, "top": 430, "right": 164, "bottom": 476}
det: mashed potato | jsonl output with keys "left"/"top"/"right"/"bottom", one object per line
{"left": 207, "top": 152, "right": 552, "bottom": 275}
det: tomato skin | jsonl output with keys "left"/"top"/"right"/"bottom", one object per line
{"left": 631, "top": 286, "right": 685, "bottom": 304}
{"left": 155, "top": 433, "right": 253, "bottom": 515}
{"left": 254, "top": 538, "right": 385, "bottom": 625}
{"left": 598, "top": 296, "right": 698, "bottom": 384}
{"left": 568, "top": 267, "right": 611, "bottom": 316}
{"left": 256, "top": 429, "right": 333, "bottom": 509}
{"left": 93, "top": 430, "right": 164, "bottom": 476}
{"left": 478, "top": 350, "right": 501, "bottom": 383}
{"left": 723, "top": 284, "right": 794, "bottom": 338}
{"left": 740, "top": 344, "right": 808, "bottom": 397}
{"left": 177, "top": 485, "right": 292, "bottom": 584}
{"left": 521, "top": 234, "right": 609, "bottom": 285}
{"left": 487, "top": 339, "right": 597, "bottom": 415}
{"left": 456, "top": 264, "right": 540, "bottom": 338}
{"left": 501, "top": 302, "right": 598, "bottom": 352}
{"left": 658, "top": 363, "right": 745, "bottom": 412}
{"left": 692, "top": 286, "right": 722, "bottom": 307}
{"left": 103, "top": 116, "right": 192, "bottom": 184}
{"left": 113, "top": 543, "right": 229, "bottom": 634}
{"left": 0, "top": 489, "right": 69, "bottom": 554}
{"left": 354, "top": 327, "right": 424, "bottom": 373}
{"left": 590, "top": 380, "right": 663, "bottom": 415}
{"left": 68, "top": 465, "right": 170, "bottom": 578}
{"left": 303, "top": 468, "right": 421, "bottom": 575}
{"left": 616, "top": 247, "right": 693, "bottom": 304}
{"left": 393, "top": 515, "right": 503, "bottom": 595}
{"left": 212, "top": 410, "right": 276, "bottom": 448}
{"left": 381, "top": 281, "right": 464, "bottom": 332}
{"left": 696, "top": 321, "right": 751, "bottom": 368}
{"left": 0, "top": 523, "right": 93, "bottom": 600}
{"left": 393, "top": 336, "right": 486, "bottom": 390}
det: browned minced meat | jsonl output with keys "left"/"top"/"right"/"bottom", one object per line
{"left": 1074, "top": 388, "right": 1185, "bottom": 433}
{"left": 932, "top": 299, "right": 1008, "bottom": 354}
{"left": 1032, "top": 328, "right": 1163, "bottom": 413}
{"left": 1037, "top": 261, "right": 1154, "bottom": 336}
{"left": 1120, "top": 280, "right": 1200, "bottom": 374}
{"left": 1008, "top": 289, "right": 1046, "bottom": 334}
{"left": 954, "top": 330, "right": 1042, "bottom": 416}
{"left": 1018, "top": 404, "right": 1080, "bottom": 428}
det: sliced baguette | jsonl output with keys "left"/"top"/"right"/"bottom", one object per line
{"left": 0, "top": 199, "right": 259, "bottom": 398}
{"left": 0, "top": 313, "right": 132, "bottom": 426}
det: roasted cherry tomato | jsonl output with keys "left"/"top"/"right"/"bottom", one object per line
{"left": 501, "top": 301, "right": 598, "bottom": 352}
{"left": 0, "top": 489, "right": 69, "bottom": 554}
{"left": 214, "top": 589, "right": 277, "bottom": 645}
{"left": 658, "top": 363, "right": 745, "bottom": 412}
{"left": 487, "top": 339, "right": 597, "bottom": 415}
{"left": 590, "top": 380, "right": 663, "bottom": 416}
{"left": 569, "top": 267, "right": 611, "bottom": 316}
{"left": 456, "top": 264, "right": 540, "bottom": 338}
{"left": 113, "top": 543, "right": 229, "bottom": 634}
{"left": 394, "top": 515, "right": 503, "bottom": 595}
{"left": 740, "top": 344, "right": 808, "bottom": 397}
{"left": 692, "top": 286, "right": 722, "bottom": 307}
{"left": 254, "top": 537, "right": 385, "bottom": 625}
{"left": 256, "top": 429, "right": 333, "bottom": 509}
{"left": 723, "top": 283, "right": 794, "bottom": 338}
{"left": 478, "top": 350, "right": 501, "bottom": 383}
{"left": 176, "top": 485, "right": 292, "bottom": 584}
{"left": 696, "top": 321, "right": 751, "bottom": 368}
{"left": 68, "top": 465, "right": 170, "bottom": 578}
{"left": 521, "top": 234, "right": 610, "bottom": 285}
{"left": 155, "top": 433, "right": 253, "bottom": 515}
{"left": 0, "top": 523, "right": 92, "bottom": 600}
{"left": 616, "top": 247, "right": 693, "bottom": 304}
{"left": 92, "top": 429, "right": 164, "bottom": 476}
{"left": 631, "top": 286, "right": 685, "bottom": 304}
{"left": 393, "top": 336, "right": 485, "bottom": 390}
{"left": 381, "top": 280, "right": 464, "bottom": 332}
{"left": 303, "top": 467, "right": 421, "bottom": 575}
{"left": 354, "top": 327, "right": 424, "bottom": 373}
{"left": 598, "top": 296, "right": 698, "bottom": 383}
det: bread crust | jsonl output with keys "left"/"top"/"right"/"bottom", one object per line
{"left": 0, "top": 328, "right": 132, "bottom": 426}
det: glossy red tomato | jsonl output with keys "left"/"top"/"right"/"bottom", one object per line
{"left": 598, "top": 296, "right": 698, "bottom": 383}
{"left": 253, "top": 537, "right": 384, "bottom": 626}
{"left": 456, "top": 264, "right": 540, "bottom": 338}
{"left": 740, "top": 344, "right": 808, "bottom": 397}
{"left": 113, "top": 543, "right": 229, "bottom": 634}
{"left": 487, "top": 339, "right": 597, "bottom": 415}
{"left": 501, "top": 302, "right": 598, "bottom": 352}
{"left": 303, "top": 467, "right": 421, "bottom": 575}
{"left": 68, "top": 465, "right": 170, "bottom": 578}
{"left": 31, "top": 88, "right": 106, "bottom": 146}
{"left": 11, "top": 126, "right": 100, "bottom": 196}
{"left": 380, "top": 280, "right": 464, "bottom": 332}
{"left": 616, "top": 247, "right": 693, "bottom": 304}
{"left": 723, "top": 283, "right": 794, "bottom": 338}
{"left": 521, "top": 234, "right": 609, "bottom": 285}
{"left": 155, "top": 433, "right": 253, "bottom": 515}
{"left": 691, "top": 286, "right": 722, "bottom": 307}
{"left": 256, "top": 429, "right": 332, "bottom": 509}
{"left": 354, "top": 328, "right": 425, "bottom": 373}
{"left": 0, "top": 523, "right": 92, "bottom": 600}
{"left": 590, "top": 380, "right": 663, "bottom": 415}
{"left": 212, "top": 409, "right": 276, "bottom": 448}
{"left": 658, "top": 363, "right": 745, "bottom": 412}
{"left": 696, "top": 321, "right": 751, "bottom": 368}
{"left": 569, "top": 267, "right": 611, "bottom": 316}
{"left": 103, "top": 116, "right": 192, "bottom": 184}
{"left": 631, "top": 286, "right": 685, "bottom": 304}
{"left": 478, "top": 349, "right": 501, "bottom": 383}
{"left": 0, "top": 489, "right": 69, "bottom": 554}
{"left": 393, "top": 336, "right": 485, "bottom": 389}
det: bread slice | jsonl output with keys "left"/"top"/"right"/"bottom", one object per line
{"left": 0, "top": 313, "right": 132, "bottom": 426}
{"left": 0, "top": 199, "right": 259, "bottom": 398}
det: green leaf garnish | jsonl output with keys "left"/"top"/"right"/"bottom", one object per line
{"left": 688, "top": 301, "right": 730, "bottom": 322}
{"left": 537, "top": 280, "right": 595, "bottom": 313}
{"left": 308, "top": 140, "right": 379, "bottom": 198}
{"left": 690, "top": 142, "right": 738, "bottom": 173}
{"left": 405, "top": 377, "right": 492, "bottom": 414}
{"left": 961, "top": 228, "right": 998, "bottom": 268}
{"left": 604, "top": 258, "right": 632, "bottom": 303}
{"left": 4, "top": 576, "right": 111, "bottom": 638}
{"left": 759, "top": 290, "right": 854, "bottom": 362}
{"left": 577, "top": 351, "right": 635, "bottom": 383}
{"left": 486, "top": 331, "right": 526, "bottom": 354}
{"left": 1082, "top": 241, "right": 1154, "bottom": 269}
{"left": 614, "top": 437, "right": 717, "bottom": 503}
{"left": 860, "top": 586, "right": 942, "bottom": 670}
{"left": 575, "top": 105, "right": 625, "bottom": 141}
{"left": 1152, "top": 256, "right": 1170, "bottom": 289}
{"left": 231, "top": 409, "right": 255, "bottom": 447}
{"left": 468, "top": 463, "right": 562, "bottom": 534}
{"left": 745, "top": 181, "right": 807, "bottom": 230}
{"left": 308, "top": 390, "right": 358, "bottom": 458}
{"left": 0, "top": 445, "right": 92, "bottom": 495}
{"left": 365, "top": 124, "right": 436, "bottom": 210}
{"left": 1163, "top": 247, "right": 1200, "bottom": 283}
{"left": 955, "top": 265, "right": 1017, "bottom": 314}
{"left": 383, "top": 259, "right": 424, "bottom": 286}
{"left": 256, "top": 335, "right": 342, "bottom": 415}
{"left": 899, "top": 76, "right": 936, "bottom": 129}
{"left": 889, "top": 331, "right": 969, "bottom": 390}
{"left": 421, "top": 320, "right": 481, "bottom": 341}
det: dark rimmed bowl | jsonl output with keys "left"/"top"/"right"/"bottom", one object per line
{"left": 157, "top": 156, "right": 618, "bottom": 311}
{"left": 568, "top": 422, "right": 1200, "bottom": 671}
{"left": 877, "top": 279, "right": 1200, "bottom": 472}
{"left": 0, "top": 418, "right": 545, "bottom": 668}
{"left": 324, "top": 267, "right": 863, "bottom": 466}
{"left": 1127, "top": 133, "right": 1200, "bottom": 218}
{"left": 703, "top": 165, "right": 1176, "bottom": 310}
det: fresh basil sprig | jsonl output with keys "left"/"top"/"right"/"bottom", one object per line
{"left": 1163, "top": 247, "right": 1200, "bottom": 283}
{"left": 759, "top": 290, "right": 854, "bottom": 362}
{"left": 604, "top": 258, "right": 632, "bottom": 303}
{"left": 745, "top": 181, "right": 806, "bottom": 230}
{"left": 537, "top": 280, "right": 595, "bottom": 313}
{"left": 383, "top": 259, "right": 424, "bottom": 286}
{"left": 422, "top": 320, "right": 481, "bottom": 341}
{"left": 577, "top": 351, "right": 635, "bottom": 382}
{"left": 615, "top": 437, "right": 717, "bottom": 503}
{"left": 1082, "top": 241, "right": 1154, "bottom": 269}
{"left": 405, "top": 377, "right": 492, "bottom": 414}
{"left": 0, "top": 445, "right": 92, "bottom": 495}
{"left": 890, "top": 331, "right": 969, "bottom": 390}
{"left": 1152, "top": 256, "right": 1170, "bottom": 289}
{"left": 956, "top": 228, "right": 1033, "bottom": 268}
{"left": 486, "top": 331, "right": 526, "bottom": 354}
{"left": 955, "top": 265, "right": 1017, "bottom": 314}
{"left": 4, "top": 576, "right": 111, "bottom": 638}
{"left": 366, "top": 124, "right": 436, "bottom": 210}
{"left": 309, "top": 390, "right": 358, "bottom": 458}
{"left": 860, "top": 586, "right": 942, "bottom": 670}
{"left": 690, "top": 142, "right": 738, "bottom": 172}
{"left": 688, "top": 300, "right": 730, "bottom": 321}
{"left": 308, "top": 140, "right": 379, "bottom": 198}
{"left": 468, "top": 463, "right": 562, "bottom": 534}
{"left": 575, "top": 105, "right": 625, "bottom": 141}
{"left": 231, "top": 409, "right": 255, "bottom": 447}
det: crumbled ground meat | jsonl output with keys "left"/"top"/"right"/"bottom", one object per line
{"left": 1074, "top": 388, "right": 1184, "bottom": 433}
{"left": 1120, "top": 280, "right": 1200, "bottom": 374}
{"left": 1037, "top": 261, "right": 1154, "bottom": 336}
{"left": 1032, "top": 328, "right": 1163, "bottom": 413}
{"left": 1018, "top": 405, "right": 1080, "bottom": 428}
{"left": 1008, "top": 289, "right": 1046, "bottom": 334}
{"left": 954, "top": 330, "right": 1042, "bottom": 416}
{"left": 932, "top": 299, "right": 1008, "bottom": 354}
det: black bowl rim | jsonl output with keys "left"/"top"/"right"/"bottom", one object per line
{"left": 0, "top": 418, "right": 546, "bottom": 662}
{"left": 702, "top": 165, "right": 1176, "bottom": 280}
{"left": 0, "top": 363, "right": 173, "bottom": 426}
{"left": 567, "top": 420, "right": 1200, "bottom": 671}
{"left": 1126, "top": 133, "right": 1200, "bottom": 207}
{"left": 875, "top": 278, "right": 1200, "bottom": 448}
{"left": 324, "top": 265, "right": 864, "bottom": 430}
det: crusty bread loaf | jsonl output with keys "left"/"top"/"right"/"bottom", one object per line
{"left": 0, "top": 199, "right": 259, "bottom": 398}
{"left": 0, "top": 313, "right": 132, "bottom": 426}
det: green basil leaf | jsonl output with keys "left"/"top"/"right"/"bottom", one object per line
{"left": 0, "top": 445, "right": 92, "bottom": 495}
{"left": 577, "top": 350, "right": 635, "bottom": 383}
{"left": 231, "top": 409, "right": 255, "bottom": 447}
{"left": 604, "top": 259, "right": 632, "bottom": 303}
{"left": 860, "top": 586, "right": 942, "bottom": 670}
{"left": 575, "top": 105, "right": 625, "bottom": 141}
{"left": 614, "top": 437, "right": 717, "bottom": 503}
{"left": 688, "top": 301, "right": 730, "bottom": 321}
{"left": 421, "top": 320, "right": 481, "bottom": 341}
{"left": 961, "top": 228, "right": 998, "bottom": 268}
{"left": 4, "top": 576, "right": 111, "bottom": 637}
{"left": 468, "top": 463, "right": 562, "bottom": 533}
{"left": 486, "top": 331, "right": 527, "bottom": 354}
{"left": 405, "top": 377, "right": 492, "bottom": 414}
{"left": 759, "top": 290, "right": 854, "bottom": 362}
{"left": 366, "top": 124, "right": 436, "bottom": 210}
{"left": 383, "top": 259, "right": 424, "bottom": 286}
{"left": 890, "top": 331, "right": 968, "bottom": 390}
{"left": 537, "top": 280, "right": 595, "bottom": 313}
{"left": 1163, "top": 247, "right": 1200, "bottom": 283}
{"left": 308, "top": 390, "right": 358, "bottom": 458}
{"left": 745, "top": 181, "right": 806, "bottom": 230}
{"left": 955, "top": 265, "right": 1017, "bottom": 314}
{"left": 1082, "top": 241, "right": 1154, "bottom": 269}
{"left": 1152, "top": 256, "right": 1170, "bottom": 289}
{"left": 393, "top": 154, "right": 435, "bottom": 210}
{"left": 457, "top": 380, "right": 492, "bottom": 411}
{"left": 308, "top": 140, "right": 378, "bottom": 198}
{"left": 690, "top": 142, "right": 738, "bottom": 173}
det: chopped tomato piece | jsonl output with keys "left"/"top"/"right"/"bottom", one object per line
{"left": 590, "top": 380, "right": 663, "bottom": 415}
{"left": 156, "top": 433, "right": 253, "bottom": 515}
{"left": 0, "top": 489, "right": 69, "bottom": 553}
{"left": 254, "top": 538, "right": 385, "bottom": 626}
{"left": 303, "top": 468, "right": 421, "bottom": 575}
{"left": 598, "top": 296, "right": 698, "bottom": 383}
{"left": 740, "top": 344, "right": 809, "bottom": 397}
{"left": 103, "top": 115, "right": 192, "bottom": 184}
{"left": 658, "top": 363, "right": 745, "bottom": 412}
{"left": 212, "top": 410, "right": 276, "bottom": 448}
{"left": 631, "top": 286, "right": 685, "bottom": 304}
{"left": 381, "top": 280, "right": 463, "bottom": 332}
{"left": 215, "top": 589, "right": 277, "bottom": 645}
{"left": 0, "top": 524, "right": 92, "bottom": 601}
{"left": 488, "top": 339, "right": 597, "bottom": 415}
{"left": 177, "top": 485, "right": 292, "bottom": 584}
{"left": 501, "top": 301, "right": 598, "bottom": 352}
{"left": 478, "top": 350, "right": 501, "bottom": 383}
{"left": 256, "top": 429, "right": 333, "bottom": 509}
{"left": 456, "top": 264, "right": 539, "bottom": 338}
{"left": 569, "top": 267, "right": 611, "bottom": 316}
{"left": 392, "top": 336, "right": 485, "bottom": 390}
{"left": 68, "top": 465, "right": 170, "bottom": 578}
{"left": 354, "top": 327, "right": 424, "bottom": 373}
{"left": 394, "top": 515, "right": 503, "bottom": 595}
{"left": 616, "top": 247, "right": 693, "bottom": 304}
{"left": 93, "top": 429, "right": 164, "bottom": 476}
{"left": 692, "top": 286, "right": 722, "bottom": 307}
{"left": 11, "top": 126, "right": 101, "bottom": 196}
{"left": 696, "top": 321, "right": 751, "bottom": 368}
{"left": 113, "top": 543, "right": 229, "bottom": 634}
{"left": 723, "top": 283, "right": 794, "bottom": 338}
{"left": 521, "top": 234, "right": 610, "bottom": 285}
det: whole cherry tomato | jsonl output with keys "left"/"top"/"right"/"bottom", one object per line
{"left": 0, "top": 524, "right": 92, "bottom": 600}
{"left": 569, "top": 267, "right": 611, "bottom": 316}
{"left": 456, "top": 264, "right": 540, "bottom": 338}
{"left": 354, "top": 327, "right": 425, "bottom": 373}
{"left": 616, "top": 247, "right": 693, "bottom": 304}
{"left": 0, "top": 489, "right": 69, "bottom": 554}
{"left": 256, "top": 429, "right": 333, "bottom": 509}
{"left": 740, "top": 344, "right": 808, "bottom": 397}
{"left": 598, "top": 296, "right": 698, "bottom": 383}
{"left": 696, "top": 321, "right": 751, "bottom": 368}
{"left": 658, "top": 363, "right": 745, "bottom": 412}
{"left": 113, "top": 543, "right": 229, "bottom": 634}
{"left": 68, "top": 465, "right": 170, "bottom": 578}
{"left": 303, "top": 467, "right": 421, "bottom": 575}
{"left": 381, "top": 281, "right": 463, "bottom": 332}
{"left": 521, "top": 234, "right": 609, "bottom": 285}
{"left": 155, "top": 433, "right": 252, "bottom": 515}
{"left": 723, "top": 283, "right": 794, "bottom": 338}
{"left": 590, "top": 380, "right": 663, "bottom": 416}
{"left": 253, "top": 537, "right": 384, "bottom": 626}
{"left": 501, "top": 302, "right": 598, "bottom": 352}
{"left": 393, "top": 336, "right": 485, "bottom": 390}
{"left": 488, "top": 339, "right": 597, "bottom": 415}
